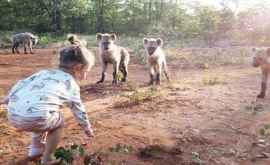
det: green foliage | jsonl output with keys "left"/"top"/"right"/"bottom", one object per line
{"left": 0, "top": 1, "right": 269, "bottom": 46}
{"left": 54, "top": 144, "right": 86, "bottom": 164}
{"left": 113, "top": 87, "right": 160, "bottom": 109}
{"left": 0, "top": 31, "right": 12, "bottom": 48}
{"left": 38, "top": 34, "right": 65, "bottom": 47}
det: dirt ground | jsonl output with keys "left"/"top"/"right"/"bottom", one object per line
{"left": 1, "top": 48, "right": 270, "bottom": 165}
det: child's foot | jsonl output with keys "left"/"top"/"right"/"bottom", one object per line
{"left": 28, "top": 154, "right": 42, "bottom": 161}
{"left": 41, "top": 159, "right": 61, "bottom": 165}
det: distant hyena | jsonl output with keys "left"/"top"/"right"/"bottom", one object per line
{"left": 12, "top": 32, "right": 38, "bottom": 54}
{"left": 143, "top": 38, "right": 170, "bottom": 85}
{"left": 252, "top": 48, "right": 270, "bottom": 98}
{"left": 67, "top": 34, "right": 87, "bottom": 47}
{"left": 96, "top": 33, "right": 130, "bottom": 84}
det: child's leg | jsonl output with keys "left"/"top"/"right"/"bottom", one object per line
{"left": 28, "top": 132, "right": 46, "bottom": 158}
{"left": 41, "top": 126, "right": 62, "bottom": 164}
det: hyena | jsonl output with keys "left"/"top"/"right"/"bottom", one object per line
{"left": 12, "top": 32, "right": 38, "bottom": 54}
{"left": 67, "top": 34, "right": 87, "bottom": 47}
{"left": 96, "top": 33, "right": 130, "bottom": 84}
{"left": 252, "top": 48, "right": 270, "bottom": 98}
{"left": 143, "top": 38, "right": 170, "bottom": 85}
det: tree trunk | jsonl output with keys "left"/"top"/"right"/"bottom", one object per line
{"left": 52, "top": 0, "right": 61, "bottom": 32}
{"left": 96, "top": 0, "right": 105, "bottom": 33}
{"left": 148, "top": 0, "right": 152, "bottom": 23}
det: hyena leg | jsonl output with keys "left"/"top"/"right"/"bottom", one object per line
{"left": 119, "top": 62, "right": 128, "bottom": 82}
{"left": 15, "top": 43, "right": 20, "bottom": 54}
{"left": 29, "top": 41, "right": 34, "bottom": 54}
{"left": 163, "top": 61, "right": 170, "bottom": 82}
{"left": 258, "top": 71, "right": 268, "bottom": 98}
{"left": 112, "top": 61, "right": 120, "bottom": 84}
{"left": 24, "top": 44, "right": 28, "bottom": 54}
{"left": 96, "top": 62, "right": 108, "bottom": 84}
{"left": 148, "top": 67, "right": 155, "bottom": 85}
{"left": 156, "top": 64, "right": 162, "bottom": 85}
{"left": 12, "top": 43, "right": 18, "bottom": 54}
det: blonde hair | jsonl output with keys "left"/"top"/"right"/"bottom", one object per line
{"left": 59, "top": 45, "right": 95, "bottom": 70}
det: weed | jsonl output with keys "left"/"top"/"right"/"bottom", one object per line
{"left": 109, "top": 143, "right": 134, "bottom": 154}
{"left": 84, "top": 152, "right": 103, "bottom": 165}
{"left": 54, "top": 144, "right": 85, "bottom": 164}
{"left": 191, "top": 152, "right": 203, "bottom": 165}
{"left": 259, "top": 124, "right": 270, "bottom": 137}
{"left": 116, "top": 72, "right": 124, "bottom": 82}
{"left": 202, "top": 71, "right": 226, "bottom": 86}
{"left": 113, "top": 87, "right": 160, "bottom": 108}
{"left": 128, "top": 88, "right": 157, "bottom": 105}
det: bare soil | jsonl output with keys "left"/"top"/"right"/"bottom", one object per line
{"left": 1, "top": 48, "right": 270, "bottom": 165}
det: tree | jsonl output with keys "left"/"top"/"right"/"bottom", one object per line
{"left": 52, "top": 0, "right": 61, "bottom": 33}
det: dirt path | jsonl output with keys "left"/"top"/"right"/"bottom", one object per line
{"left": 1, "top": 49, "right": 270, "bottom": 165}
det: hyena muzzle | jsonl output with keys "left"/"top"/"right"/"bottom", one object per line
{"left": 143, "top": 37, "right": 170, "bottom": 85}
{"left": 252, "top": 47, "right": 270, "bottom": 98}
{"left": 12, "top": 32, "right": 38, "bottom": 54}
{"left": 96, "top": 33, "right": 130, "bottom": 84}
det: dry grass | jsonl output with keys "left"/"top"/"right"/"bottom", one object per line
{"left": 202, "top": 71, "right": 227, "bottom": 86}
{"left": 113, "top": 86, "right": 161, "bottom": 109}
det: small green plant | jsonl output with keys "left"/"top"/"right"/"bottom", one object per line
{"left": 202, "top": 74, "right": 226, "bottom": 86}
{"left": 191, "top": 152, "right": 203, "bottom": 165}
{"left": 113, "top": 87, "right": 160, "bottom": 108}
{"left": 54, "top": 144, "right": 85, "bottom": 165}
{"left": 116, "top": 72, "right": 124, "bottom": 82}
{"left": 109, "top": 143, "right": 134, "bottom": 154}
{"left": 128, "top": 88, "right": 156, "bottom": 105}
{"left": 259, "top": 124, "right": 270, "bottom": 137}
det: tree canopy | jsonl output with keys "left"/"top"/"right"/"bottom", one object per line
{"left": 0, "top": 0, "right": 270, "bottom": 46}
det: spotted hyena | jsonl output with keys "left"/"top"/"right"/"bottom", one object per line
{"left": 12, "top": 32, "right": 38, "bottom": 54}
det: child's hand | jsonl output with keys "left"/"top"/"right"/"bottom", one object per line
{"left": 85, "top": 129, "right": 94, "bottom": 138}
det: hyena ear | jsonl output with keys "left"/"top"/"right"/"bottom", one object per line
{"left": 267, "top": 48, "right": 270, "bottom": 56}
{"left": 143, "top": 38, "right": 148, "bottom": 45}
{"left": 156, "top": 38, "right": 163, "bottom": 47}
{"left": 96, "top": 33, "right": 102, "bottom": 41}
{"left": 110, "top": 33, "right": 117, "bottom": 40}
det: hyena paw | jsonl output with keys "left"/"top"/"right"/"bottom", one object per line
{"left": 121, "top": 78, "right": 127, "bottom": 82}
{"left": 112, "top": 80, "right": 118, "bottom": 84}
{"left": 96, "top": 80, "right": 103, "bottom": 84}
{"left": 257, "top": 93, "right": 265, "bottom": 98}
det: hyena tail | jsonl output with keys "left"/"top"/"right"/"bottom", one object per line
{"left": 163, "top": 61, "right": 170, "bottom": 82}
